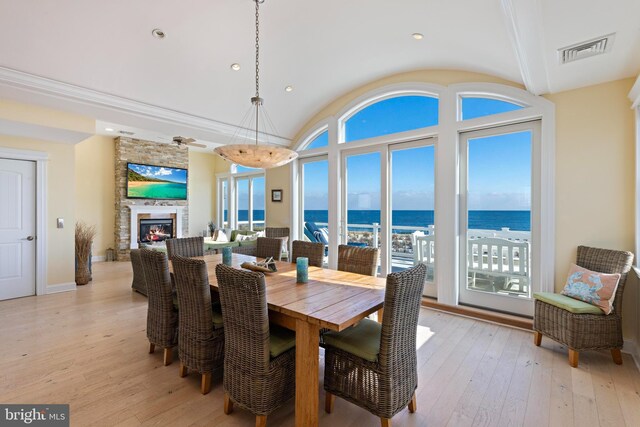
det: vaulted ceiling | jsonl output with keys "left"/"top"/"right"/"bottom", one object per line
{"left": 0, "top": 0, "right": 638, "bottom": 147}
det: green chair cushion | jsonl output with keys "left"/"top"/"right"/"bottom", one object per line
{"left": 203, "top": 241, "right": 239, "bottom": 250}
{"left": 269, "top": 324, "right": 296, "bottom": 358}
{"left": 238, "top": 239, "right": 257, "bottom": 247}
{"left": 212, "top": 302, "right": 224, "bottom": 329}
{"left": 323, "top": 318, "right": 382, "bottom": 362}
{"left": 533, "top": 292, "right": 604, "bottom": 315}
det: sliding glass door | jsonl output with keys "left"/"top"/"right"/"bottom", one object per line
{"left": 459, "top": 121, "right": 539, "bottom": 316}
{"left": 299, "top": 156, "right": 329, "bottom": 263}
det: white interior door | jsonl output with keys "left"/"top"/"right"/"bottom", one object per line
{"left": 0, "top": 158, "right": 36, "bottom": 300}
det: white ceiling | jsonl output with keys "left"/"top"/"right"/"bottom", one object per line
{"left": 0, "top": 0, "right": 638, "bottom": 147}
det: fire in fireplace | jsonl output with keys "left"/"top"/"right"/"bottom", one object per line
{"left": 139, "top": 218, "right": 174, "bottom": 243}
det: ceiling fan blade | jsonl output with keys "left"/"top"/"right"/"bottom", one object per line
{"left": 186, "top": 141, "right": 207, "bottom": 148}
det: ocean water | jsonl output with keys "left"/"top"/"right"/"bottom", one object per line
{"left": 128, "top": 182, "right": 187, "bottom": 199}
{"left": 236, "top": 210, "right": 530, "bottom": 232}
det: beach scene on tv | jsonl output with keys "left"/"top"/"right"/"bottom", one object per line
{"left": 127, "top": 163, "right": 188, "bottom": 200}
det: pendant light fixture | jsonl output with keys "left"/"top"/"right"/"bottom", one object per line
{"left": 214, "top": 0, "right": 298, "bottom": 169}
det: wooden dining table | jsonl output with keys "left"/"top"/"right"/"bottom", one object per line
{"left": 190, "top": 253, "right": 387, "bottom": 427}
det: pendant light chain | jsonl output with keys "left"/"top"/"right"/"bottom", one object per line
{"left": 255, "top": 0, "right": 260, "bottom": 99}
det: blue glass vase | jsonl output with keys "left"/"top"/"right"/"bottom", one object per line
{"left": 222, "top": 246, "right": 232, "bottom": 266}
{"left": 296, "top": 257, "right": 309, "bottom": 284}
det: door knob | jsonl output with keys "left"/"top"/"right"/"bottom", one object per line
{"left": 23, "top": 236, "right": 35, "bottom": 241}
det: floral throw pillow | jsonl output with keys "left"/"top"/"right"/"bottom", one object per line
{"left": 561, "top": 264, "right": 621, "bottom": 314}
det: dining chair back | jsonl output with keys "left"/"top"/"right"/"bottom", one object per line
{"left": 130, "top": 248, "right": 147, "bottom": 295}
{"left": 291, "top": 240, "right": 324, "bottom": 267}
{"left": 337, "top": 244, "right": 379, "bottom": 276}
{"left": 256, "top": 237, "right": 285, "bottom": 261}
{"left": 139, "top": 248, "right": 177, "bottom": 365}
{"left": 166, "top": 236, "right": 204, "bottom": 259}
{"left": 172, "top": 255, "right": 224, "bottom": 394}
{"left": 324, "top": 263, "right": 427, "bottom": 425}
{"left": 215, "top": 264, "right": 296, "bottom": 423}
{"left": 265, "top": 227, "right": 290, "bottom": 260}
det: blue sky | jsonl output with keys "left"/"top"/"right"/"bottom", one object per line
{"left": 236, "top": 176, "right": 265, "bottom": 210}
{"left": 302, "top": 96, "right": 530, "bottom": 211}
{"left": 129, "top": 163, "right": 187, "bottom": 184}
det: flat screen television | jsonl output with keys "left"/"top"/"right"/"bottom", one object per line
{"left": 126, "top": 162, "right": 188, "bottom": 200}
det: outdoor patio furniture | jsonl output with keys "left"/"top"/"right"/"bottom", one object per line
{"left": 139, "top": 248, "right": 177, "bottom": 366}
{"left": 324, "top": 263, "right": 426, "bottom": 426}
{"left": 215, "top": 264, "right": 296, "bottom": 426}
{"left": 533, "top": 245, "right": 634, "bottom": 367}
{"left": 172, "top": 255, "right": 225, "bottom": 394}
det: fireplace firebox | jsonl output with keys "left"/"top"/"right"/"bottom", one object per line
{"left": 139, "top": 218, "right": 174, "bottom": 243}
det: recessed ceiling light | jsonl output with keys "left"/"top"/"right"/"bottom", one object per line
{"left": 230, "top": 63, "right": 241, "bottom": 71}
{"left": 105, "top": 128, "right": 114, "bottom": 132}
{"left": 412, "top": 33, "right": 424, "bottom": 40}
{"left": 151, "top": 29, "right": 166, "bottom": 39}
{"left": 285, "top": 85, "right": 293, "bottom": 92}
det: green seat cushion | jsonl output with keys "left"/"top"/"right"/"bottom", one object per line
{"left": 269, "top": 324, "right": 296, "bottom": 358}
{"left": 238, "top": 239, "right": 257, "bottom": 247}
{"left": 534, "top": 292, "right": 604, "bottom": 315}
{"left": 212, "top": 302, "right": 224, "bottom": 329}
{"left": 323, "top": 318, "right": 381, "bottom": 362}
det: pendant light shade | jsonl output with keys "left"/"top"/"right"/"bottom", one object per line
{"left": 213, "top": 0, "right": 298, "bottom": 169}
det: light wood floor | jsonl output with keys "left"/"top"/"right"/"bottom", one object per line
{"left": 2, "top": 261, "right": 640, "bottom": 427}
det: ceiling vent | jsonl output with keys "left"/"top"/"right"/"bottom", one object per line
{"left": 558, "top": 33, "right": 615, "bottom": 64}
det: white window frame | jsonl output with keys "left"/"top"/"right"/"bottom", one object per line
{"left": 292, "top": 82, "right": 555, "bottom": 308}
{"left": 216, "top": 167, "right": 265, "bottom": 231}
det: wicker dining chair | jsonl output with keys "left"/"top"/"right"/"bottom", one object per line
{"left": 533, "top": 245, "right": 634, "bottom": 367}
{"left": 130, "top": 248, "right": 147, "bottom": 296}
{"left": 215, "top": 264, "right": 296, "bottom": 427}
{"left": 172, "top": 255, "right": 225, "bottom": 394}
{"left": 265, "top": 227, "right": 290, "bottom": 261}
{"left": 139, "top": 249, "right": 177, "bottom": 366}
{"left": 338, "top": 244, "right": 379, "bottom": 276}
{"left": 291, "top": 240, "right": 325, "bottom": 267}
{"left": 324, "top": 263, "right": 427, "bottom": 427}
{"left": 256, "top": 237, "right": 285, "bottom": 261}
{"left": 166, "top": 236, "right": 204, "bottom": 259}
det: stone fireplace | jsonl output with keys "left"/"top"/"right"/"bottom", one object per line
{"left": 114, "top": 137, "right": 189, "bottom": 260}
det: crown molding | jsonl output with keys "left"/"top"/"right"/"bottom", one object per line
{"left": 500, "top": 0, "right": 551, "bottom": 95}
{"left": 629, "top": 74, "right": 640, "bottom": 109}
{"left": 0, "top": 66, "right": 291, "bottom": 146}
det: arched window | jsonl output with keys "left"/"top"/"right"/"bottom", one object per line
{"left": 460, "top": 97, "right": 524, "bottom": 120}
{"left": 344, "top": 95, "right": 438, "bottom": 142}
{"left": 303, "top": 130, "right": 328, "bottom": 150}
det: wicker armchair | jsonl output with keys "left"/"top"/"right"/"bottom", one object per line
{"left": 139, "top": 249, "right": 177, "bottom": 366}
{"left": 215, "top": 264, "right": 296, "bottom": 426}
{"left": 130, "top": 248, "right": 147, "bottom": 296}
{"left": 256, "top": 237, "right": 285, "bottom": 261}
{"left": 172, "top": 255, "right": 225, "bottom": 394}
{"left": 324, "top": 263, "right": 426, "bottom": 427}
{"left": 231, "top": 244, "right": 257, "bottom": 256}
{"left": 338, "top": 244, "right": 379, "bottom": 276}
{"left": 265, "top": 227, "right": 290, "bottom": 260}
{"left": 291, "top": 240, "right": 324, "bottom": 267}
{"left": 533, "top": 245, "right": 634, "bottom": 367}
{"left": 165, "top": 236, "right": 204, "bottom": 259}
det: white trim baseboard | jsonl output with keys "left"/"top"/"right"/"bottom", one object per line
{"left": 623, "top": 339, "right": 640, "bottom": 372}
{"left": 92, "top": 255, "right": 106, "bottom": 263}
{"left": 46, "top": 282, "right": 76, "bottom": 294}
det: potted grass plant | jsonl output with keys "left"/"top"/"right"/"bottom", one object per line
{"left": 75, "top": 221, "right": 96, "bottom": 285}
